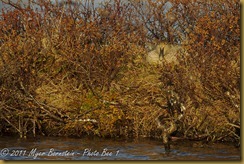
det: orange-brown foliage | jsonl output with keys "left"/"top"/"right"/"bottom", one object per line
{"left": 0, "top": 0, "right": 240, "bottom": 143}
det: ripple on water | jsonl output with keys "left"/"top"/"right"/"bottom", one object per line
{"left": 0, "top": 137, "right": 240, "bottom": 160}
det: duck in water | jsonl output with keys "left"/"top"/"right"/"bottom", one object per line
{"left": 155, "top": 90, "right": 185, "bottom": 152}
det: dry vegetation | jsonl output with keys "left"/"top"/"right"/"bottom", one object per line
{"left": 0, "top": 0, "right": 240, "bottom": 145}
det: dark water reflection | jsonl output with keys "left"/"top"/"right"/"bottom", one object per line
{"left": 0, "top": 136, "right": 240, "bottom": 160}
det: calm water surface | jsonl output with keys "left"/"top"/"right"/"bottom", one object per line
{"left": 0, "top": 136, "right": 240, "bottom": 160}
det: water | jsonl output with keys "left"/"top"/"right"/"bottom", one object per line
{"left": 0, "top": 136, "right": 240, "bottom": 160}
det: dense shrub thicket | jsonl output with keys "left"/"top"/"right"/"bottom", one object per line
{"left": 0, "top": 0, "right": 240, "bottom": 144}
